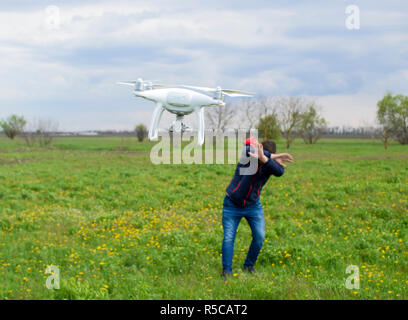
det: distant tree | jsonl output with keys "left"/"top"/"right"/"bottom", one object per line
{"left": 37, "top": 119, "right": 59, "bottom": 146}
{"left": 300, "top": 104, "right": 328, "bottom": 144}
{"left": 23, "top": 124, "right": 37, "bottom": 147}
{"left": 275, "top": 97, "right": 307, "bottom": 148}
{"left": 377, "top": 93, "right": 408, "bottom": 145}
{"left": 239, "top": 99, "right": 258, "bottom": 129}
{"left": 378, "top": 125, "right": 391, "bottom": 149}
{"left": 238, "top": 96, "right": 276, "bottom": 129}
{"left": 205, "top": 103, "right": 236, "bottom": 131}
{"left": 256, "top": 114, "right": 281, "bottom": 141}
{"left": 0, "top": 115, "right": 26, "bottom": 140}
{"left": 22, "top": 119, "right": 59, "bottom": 147}
{"left": 135, "top": 124, "right": 147, "bottom": 142}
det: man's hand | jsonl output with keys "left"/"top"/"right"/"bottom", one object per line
{"left": 275, "top": 158, "right": 286, "bottom": 167}
{"left": 271, "top": 153, "right": 293, "bottom": 162}
{"left": 248, "top": 143, "right": 294, "bottom": 166}
{"left": 248, "top": 142, "right": 269, "bottom": 163}
{"left": 271, "top": 153, "right": 294, "bottom": 168}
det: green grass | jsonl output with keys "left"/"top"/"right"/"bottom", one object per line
{"left": 0, "top": 136, "right": 407, "bottom": 299}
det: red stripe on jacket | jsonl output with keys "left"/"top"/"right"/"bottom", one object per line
{"left": 232, "top": 181, "right": 241, "bottom": 193}
{"left": 242, "top": 162, "right": 265, "bottom": 207}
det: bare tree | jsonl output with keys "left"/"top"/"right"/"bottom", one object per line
{"left": 241, "top": 99, "right": 259, "bottom": 129}
{"left": 275, "top": 97, "right": 307, "bottom": 148}
{"left": 205, "top": 103, "right": 237, "bottom": 131}
{"left": 23, "top": 119, "right": 59, "bottom": 147}
{"left": 37, "top": 119, "right": 59, "bottom": 146}
{"left": 238, "top": 96, "right": 277, "bottom": 129}
{"left": 23, "top": 122, "right": 37, "bottom": 147}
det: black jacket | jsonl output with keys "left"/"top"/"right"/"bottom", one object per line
{"left": 225, "top": 146, "right": 284, "bottom": 207}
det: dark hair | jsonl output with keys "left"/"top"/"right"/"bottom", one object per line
{"left": 262, "top": 140, "right": 276, "bottom": 154}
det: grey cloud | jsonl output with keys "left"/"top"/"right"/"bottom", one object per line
{"left": 1, "top": 0, "right": 407, "bottom": 130}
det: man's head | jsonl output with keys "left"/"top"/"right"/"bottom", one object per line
{"left": 261, "top": 140, "right": 277, "bottom": 154}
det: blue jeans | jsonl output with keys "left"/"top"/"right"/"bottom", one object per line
{"left": 222, "top": 195, "right": 265, "bottom": 273}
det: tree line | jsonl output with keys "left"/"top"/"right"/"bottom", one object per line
{"left": 0, "top": 116, "right": 58, "bottom": 147}
{"left": 204, "top": 93, "right": 408, "bottom": 149}
{"left": 206, "top": 96, "right": 327, "bottom": 148}
{"left": 2, "top": 93, "right": 407, "bottom": 149}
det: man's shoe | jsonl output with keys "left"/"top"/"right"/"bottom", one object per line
{"left": 222, "top": 270, "right": 232, "bottom": 280}
{"left": 243, "top": 266, "right": 256, "bottom": 274}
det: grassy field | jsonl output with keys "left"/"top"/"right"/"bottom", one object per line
{"left": 0, "top": 136, "right": 407, "bottom": 300}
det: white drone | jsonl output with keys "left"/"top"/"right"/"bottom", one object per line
{"left": 118, "top": 78, "right": 254, "bottom": 145}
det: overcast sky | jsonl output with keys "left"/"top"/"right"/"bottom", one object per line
{"left": 0, "top": 0, "right": 407, "bottom": 131}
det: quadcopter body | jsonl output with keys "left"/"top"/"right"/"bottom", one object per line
{"left": 118, "top": 78, "right": 254, "bottom": 145}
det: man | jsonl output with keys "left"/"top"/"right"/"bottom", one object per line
{"left": 222, "top": 137, "right": 293, "bottom": 279}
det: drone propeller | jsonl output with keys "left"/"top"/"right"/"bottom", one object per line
{"left": 117, "top": 81, "right": 137, "bottom": 86}
{"left": 179, "top": 85, "right": 254, "bottom": 97}
{"left": 118, "top": 81, "right": 255, "bottom": 97}
{"left": 117, "top": 79, "right": 172, "bottom": 90}
{"left": 222, "top": 89, "right": 255, "bottom": 96}
{"left": 222, "top": 92, "right": 254, "bottom": 97}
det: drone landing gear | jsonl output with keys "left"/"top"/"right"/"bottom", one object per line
{"left": 169, "top": 115, "right": 191, "bottom": 133}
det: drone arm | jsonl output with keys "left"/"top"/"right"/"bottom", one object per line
{"left": 195, "top": 107, "right": 205, "bottom": 146}
{"left": 149, "top": 102, "right": 165, "bottom": 141}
